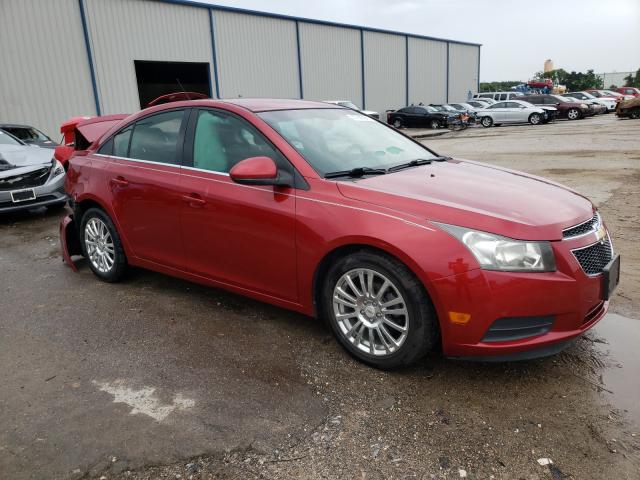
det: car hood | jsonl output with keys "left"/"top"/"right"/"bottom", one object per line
{"left": 336, "top": 159, "right": 594, "bottom": 241}
{"left": 0, "top": 144, "right": 53, "bottom": 173}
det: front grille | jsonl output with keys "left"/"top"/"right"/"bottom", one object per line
{"left": 563, "top": 214, "right": 600, "bottom": 239}
{"left": 0, "top": 166, "right": 51, "bottom": 191}
{"left": 572, "top": 237, "right": 613, "bottom": 275}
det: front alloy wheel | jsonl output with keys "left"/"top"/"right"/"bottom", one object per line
{"left": 481, "top": 116, "right": 493, "bottom": 127}
{"left": 333, "top": 268, "right": 409, "bottom": 356}
{"left": 323, "top": 251, "right": 438, "bottom": 368}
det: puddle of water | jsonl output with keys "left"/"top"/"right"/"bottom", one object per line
{"left": 594, "top": 313, "right": 640, "bottom": 426}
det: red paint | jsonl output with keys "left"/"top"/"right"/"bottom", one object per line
{"left": 229, "top": 156, "right": 278, "bottom": 180}
{"left": 62, "top": 98, "right": 611, "bottom": 359}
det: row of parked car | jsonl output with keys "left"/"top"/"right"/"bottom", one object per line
{"left": 384, "top": 87, "right": 640, "bottom": 129}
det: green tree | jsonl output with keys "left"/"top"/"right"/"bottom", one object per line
{"left": 479, "top": 81, "right": 522, "bottom": 92}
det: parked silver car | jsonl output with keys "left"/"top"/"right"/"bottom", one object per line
{"left": 0, "top": 130, "right": 67, "bottom": 213}
{"left": 477, "top": 100, "right": 552, "bottom": 127}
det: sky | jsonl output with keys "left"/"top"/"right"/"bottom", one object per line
{"left": 192, "top": 0, "right": 640, "bottom": 81}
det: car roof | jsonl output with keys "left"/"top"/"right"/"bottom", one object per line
{"left": 0, "top": 124, "right": 34, "bottom": 129}
{"left": 221, "top": 98, "right": 338, "bottom": 112}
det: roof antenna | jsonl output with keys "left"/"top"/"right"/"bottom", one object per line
{"left": 176, "top": 78, "right": 191, "bottom": 100}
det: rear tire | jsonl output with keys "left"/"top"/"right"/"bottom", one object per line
{"left": 631, "top": 108, "right": 640, "bottom": 119}
{"left": 80, "top": 208, "right": 127, "bottom": 282}
{"left": 392, "top": 118, "right": 403, "bottom": 128}
{"left": 430, "top": 119, "right": 440, "bottom": 129}
{"left": 480, "top": 116, "right": 493, "bottom": 128}
{"left": 322, "top": 250, "right": 439, "bottom": 369}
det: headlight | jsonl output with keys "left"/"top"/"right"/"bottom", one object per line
{"left": 436, "top": 223, "right": 556, "bottom": 272}
{"left": 51, "top": 160, "right": 64, "bottom": 177}
{"left": 580, "top": 104, "right": 588, "bottom": 108}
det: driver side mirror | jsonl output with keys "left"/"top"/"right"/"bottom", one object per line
{"left": 230, "top": 156, "right": 291, "bottom": 187}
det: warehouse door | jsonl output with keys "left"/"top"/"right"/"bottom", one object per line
{"left": 134, "top": 60, "right": 211, "bottom": 108}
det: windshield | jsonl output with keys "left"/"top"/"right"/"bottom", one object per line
{"left": 0, "top": 130, "right": 22, "bottom": 146}
{"left": 430, "top": 105, "right": 446, "bottom": 112}
{"left": 259, "top": 108, "right": 437, "bottom": 176}
{"left": 5, "top": 127, "right": 50, "bottom": 142}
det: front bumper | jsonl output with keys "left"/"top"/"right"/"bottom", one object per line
{"left": 431, "top": 230, "right": 614, "bottom": 359}
{"left": 0, "top": 173, "right": 67, "bottom": 213}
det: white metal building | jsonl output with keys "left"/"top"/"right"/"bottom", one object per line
{"left": 0, "top": 0, "right": 481, "bottom": 137}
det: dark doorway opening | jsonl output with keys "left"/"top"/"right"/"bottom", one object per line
{"left": 134, "top": 60, "right": 211, "bottom": 108}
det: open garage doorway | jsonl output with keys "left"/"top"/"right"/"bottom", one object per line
{"left": 134, "top": 60, "right": 212, "bottom": 108}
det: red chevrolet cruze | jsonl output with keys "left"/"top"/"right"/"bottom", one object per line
{"left": 60, "top": 99, "right": 620, "bottom": 368}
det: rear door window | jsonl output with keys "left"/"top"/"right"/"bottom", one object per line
{"left": 129, "top": 110, "right": 186, "bottom": 164}
{"left": 113, "top": 127, "right": 132, "bottom": 157}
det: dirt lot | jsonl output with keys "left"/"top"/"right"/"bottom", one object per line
{"left": 1, "top": 114, "right": 639, "bottom": 480}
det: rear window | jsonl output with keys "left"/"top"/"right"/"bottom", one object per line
{"left": 129, "top": 110, "right": 185, "bottom": 164}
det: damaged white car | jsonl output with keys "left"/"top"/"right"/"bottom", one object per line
{"left": 0, "top": 130, "right": 67, "bottom": 213}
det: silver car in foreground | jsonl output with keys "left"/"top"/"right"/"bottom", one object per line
{"left": 0, "top": 130, "right": 67, "bottom": 213}
{"left": 476, "top": 100, "right": 553, "bottom": 127}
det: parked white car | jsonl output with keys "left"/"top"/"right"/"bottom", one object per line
{"left": 473, "top": 91, "right": 525, "bottom": 102}
{"left": 324, "top": 100, "right": 379, "bottom": 120}
{"left": 563, "top": 91, "right": 616, "bottom": 112}
{"left": 477, "top": 100, "right": 552, "bottom": 127}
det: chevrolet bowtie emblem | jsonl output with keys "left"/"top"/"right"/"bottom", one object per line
{"left": 596, "top": 225, "right": 606, "bottom": 241}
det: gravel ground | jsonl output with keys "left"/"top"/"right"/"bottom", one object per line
{"left": 1, "top": 114, "right": 639, "bottom": 480}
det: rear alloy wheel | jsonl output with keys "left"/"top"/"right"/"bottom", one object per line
{"left": 323, "top": 251, "right": 438, "bottom": 368}
{"left": 529, "top": 113, "right": 542, "bottom": 125}
{"left": 80, "top": 208, "right": 127, "bottom": 282}
{"left": 393, "top": 119, "right": 403, "bottom": 128}
{"left": 481, "top": 116, "right": 493, "bottom": 128}
{"left": 430, "top": 119, "right": 440, "bottom": 129}
{"left": 567, "top": 108, "right": 580, "bottom": 120}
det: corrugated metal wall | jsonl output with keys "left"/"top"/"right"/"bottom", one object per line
{"left": 448, "top": 43, "right": 480, "bottom": 103}
{"left": 362, "top": 31, "right": 406, "bottom": 115}
{"left": 0, "top": 0, "right": 96, "bottom": 137}
{"left": 83, "top": 0, "right": 213, "bottom": 113}
{"left": 298, "top": 23, "right": 362, "bottom": 107}
{"left": 408, "top": 38, "right": 447, "bottom": 105}
{"left": 213, "top": 11, "right": 300, "bottom": 99}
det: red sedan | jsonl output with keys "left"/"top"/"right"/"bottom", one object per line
{"left": 60, "top": 99, "right": 620, "bottom": 368}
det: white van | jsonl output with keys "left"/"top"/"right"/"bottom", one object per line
{"left": 473, "top": 91, "right": 524, "bottom": 102}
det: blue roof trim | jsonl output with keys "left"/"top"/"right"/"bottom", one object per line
{"left": 157, "top": 0, "right": 481, "bottom": 47}
{"left": 360, "top": 29, "right": 366, "bottom": 110}
{"left": 208, "top": 8, "right": 221, "bottom": 98}
{"left": 295, "top": 21, "right": 304, "bottom": 99}
{"left": 78, "top": 0, "right": 101, "bottom": 115}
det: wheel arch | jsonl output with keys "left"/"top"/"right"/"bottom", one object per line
{"left": 311, "top": 242, "right": 435, "bottom": 320}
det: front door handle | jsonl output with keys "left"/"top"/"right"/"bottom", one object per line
{"left": 182, "top": 193, "right": 206, "bottom": 207}
{"left": 110, "top": 176, "right": 129, "bottom": 187}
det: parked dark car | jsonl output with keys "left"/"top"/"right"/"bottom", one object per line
{"left": 518, "top": 95, "right": 589, "bottom": 120}
{"left": 0, "top": 124, "right": 57, "bottom": 149}
{"left": 387, "top": 105, "right": 457, "bottom": 129}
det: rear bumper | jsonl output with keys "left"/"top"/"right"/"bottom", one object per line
{"left": 431, "top": 232, "right": 613, "bottom": 359}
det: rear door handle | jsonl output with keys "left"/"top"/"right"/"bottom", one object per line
{"left": 110, "top": 176, "right": 129, "bottom": 187}
{"left": 182, "top": 193, "right": 206, "bottom": 207}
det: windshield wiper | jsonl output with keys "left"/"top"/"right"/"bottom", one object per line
{"left": 387, "top": 156, "right": 450, "bottom": 173}
{"left": 324, "top": 167, "right": 387, "bottom": 179}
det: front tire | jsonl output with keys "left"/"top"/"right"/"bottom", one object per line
{"left": 322, "top": 250, "right": 439, "bottom": 369}
{"left": 567, "top": 108, "right": 581, "bottom": 120}
{"left": 480, "top": 116, "right": 493, "bottom": 128}
{"left": 529, "top": 113, "right": 542, "bottom": 125}
{"left": 80, "top": 208, "right": 127, "bottom": 282}
{"left": 630, "top": 108, "right": 640, "bottom": 119}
